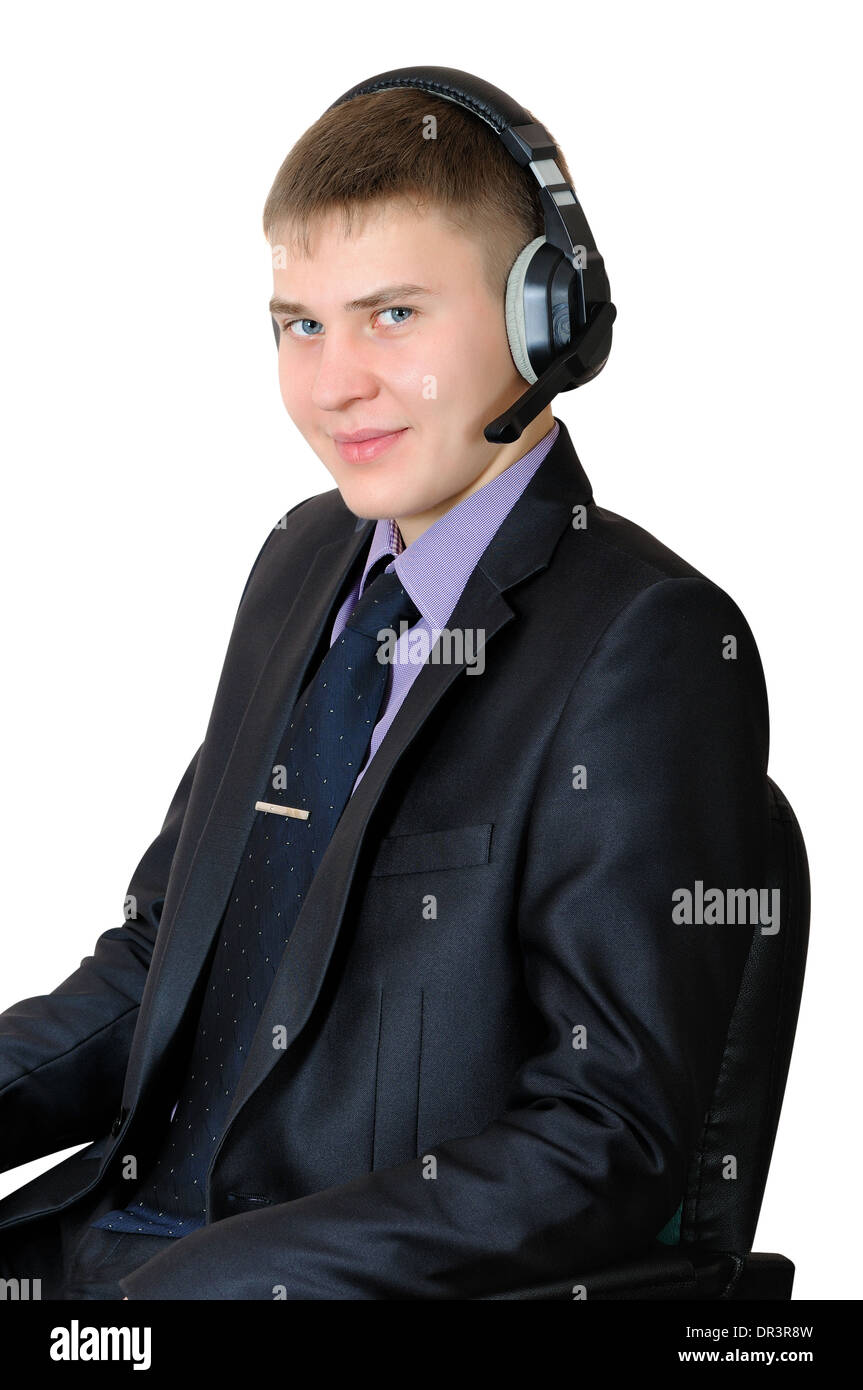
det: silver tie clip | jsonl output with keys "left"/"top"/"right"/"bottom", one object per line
{"left": 255, "top": 801, "right": 309, "bottom": 820}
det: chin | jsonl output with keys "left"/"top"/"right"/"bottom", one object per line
{"left": 333, "top": 468, "right": 411, "bottom": 512}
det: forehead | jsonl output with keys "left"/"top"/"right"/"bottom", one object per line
{"left": 270, "top": 200, "right": 483, "bottom": 291}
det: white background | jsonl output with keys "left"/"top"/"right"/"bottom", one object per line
{"left": 0, "top": 1, "right": 858, "bottom": 1300}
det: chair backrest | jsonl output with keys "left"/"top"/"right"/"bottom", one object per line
{"left": 676, "top": 775, "right": 811, "bottom": 1252}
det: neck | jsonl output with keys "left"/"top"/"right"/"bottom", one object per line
{"left": 396, "top": 404, "right": 555, "bottom": 547}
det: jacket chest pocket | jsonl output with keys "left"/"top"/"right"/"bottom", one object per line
{"left": 369, "top": 822, "right": 494, "bottom": 877}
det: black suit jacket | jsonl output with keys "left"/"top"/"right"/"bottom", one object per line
{"left": 0, "top": 420, "right": 771, "bottom": 1298}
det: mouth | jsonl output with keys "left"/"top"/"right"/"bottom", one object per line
{"left": 332, "top": 428, "right": 409, "bottom": 464}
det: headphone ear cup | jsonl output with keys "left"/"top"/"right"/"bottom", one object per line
{"left": 505, "top": 235, "right": 546, "bottom": 384}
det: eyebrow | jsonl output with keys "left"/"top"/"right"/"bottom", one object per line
{"left": 268, "top": 283, "right": 435, "bottom": 318}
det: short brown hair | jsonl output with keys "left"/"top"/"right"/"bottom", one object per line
{"left": 262, "top": 86, "right": 574, "bottom": 299}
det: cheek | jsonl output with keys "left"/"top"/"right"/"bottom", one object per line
{"left": 278, "top": 351, "right": 309, "bottom": 417}
{"left": 277, "top": 350, "right": 291, "bottom": 400}
{"left": 431, "top": 316, "right": 510, "bottom": 391}
{"left": 395, "top": 326, "right": 494, "bottom": 411}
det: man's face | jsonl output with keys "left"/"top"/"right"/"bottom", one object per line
{"left": 269, "top": 199, "right": 542, "bottom": 544}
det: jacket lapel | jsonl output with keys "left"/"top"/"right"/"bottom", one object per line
{"left": 126, "top": 421, "right": 594, "bottom": 1133}
{"left": 125, "top": 521, "right": 372, "bottom": 1105}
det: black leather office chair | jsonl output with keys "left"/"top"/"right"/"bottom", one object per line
{"left": 486, "top": 776, "right": 810, "bottom": 1300}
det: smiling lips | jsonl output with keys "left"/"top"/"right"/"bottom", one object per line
{"left": 332, "top": 428, "right": 408, "bottom": 464}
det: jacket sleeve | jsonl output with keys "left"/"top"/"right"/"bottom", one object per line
{"left": 118, "top": 573, "right": 772, "bottom": 1300}
{"left": 0, "top": 507, "right": 297, "bottom": 1172}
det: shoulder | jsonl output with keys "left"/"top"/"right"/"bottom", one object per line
{"left": 577, "top": 500, "right": 715, "bottom": 592}
{"left": 552, "top": 497, "right": 761, "bottom": 659}
{"left": 269, "top": 484, "right": 357, "bottom": 552}
{"left": 553, "top": 501, "right": 769, "bottom": 734}
{"left": 235, "top": 485, "right": 357, "bottom": 610}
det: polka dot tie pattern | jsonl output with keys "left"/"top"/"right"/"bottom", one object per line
{"left": 94, "top": 561, "right": 420, "bottom": 1236}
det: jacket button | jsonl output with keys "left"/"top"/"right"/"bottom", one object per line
{"left": 110, "top": 1107, "right": 127, "bottom": 1137}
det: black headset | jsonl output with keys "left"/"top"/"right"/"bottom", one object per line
{"left": 270, "top": 65, "right": 616, "bottom": 445}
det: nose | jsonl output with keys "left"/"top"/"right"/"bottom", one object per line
{"left": 307, "top": 326, "right": 379, "bottom": 413}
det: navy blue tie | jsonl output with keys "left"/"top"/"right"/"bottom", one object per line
{"left": 95, "top": 560, "right": 420, "bottom": 1235}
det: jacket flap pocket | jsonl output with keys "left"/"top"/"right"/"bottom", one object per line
{"left": 370, "top": 823, "right": 493, "bottom": 877}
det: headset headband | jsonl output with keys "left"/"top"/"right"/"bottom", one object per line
{"left": 327, "top": 66, "right": 611, "bottom": 316}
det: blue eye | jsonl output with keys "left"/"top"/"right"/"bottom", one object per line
{"left": 287, "top": 318, "right": 323, "bottom": 338}
{"left": 377, "top": 306, "right": 414, "bottom": 326}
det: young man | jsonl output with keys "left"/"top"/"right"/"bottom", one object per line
{"left": 0, "top": 74, "right": 771, "bottom": 1300}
